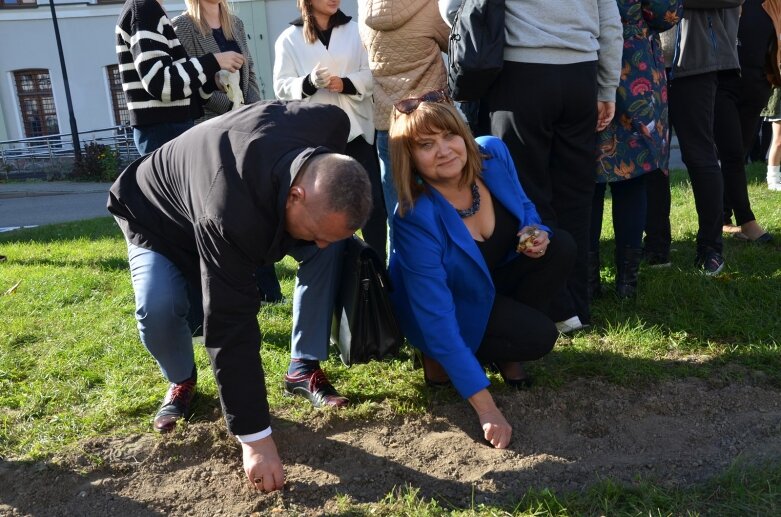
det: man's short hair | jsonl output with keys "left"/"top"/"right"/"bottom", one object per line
{"left": 307, "top": 153, "right": 372, "bottom": 230}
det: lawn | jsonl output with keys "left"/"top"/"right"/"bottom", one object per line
{"left": 0, "top": 162, "right": 779, "bottom": 515}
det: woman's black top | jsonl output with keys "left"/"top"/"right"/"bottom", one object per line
{"left": 475, "top": 195, "right": 519, "bottom": 270}
{"left": 212, "top": 28, "right": 241, "bottom": 53}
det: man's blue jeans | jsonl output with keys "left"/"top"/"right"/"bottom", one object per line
{"left": 126, "top": 240, "right": 344, "bottom": 384}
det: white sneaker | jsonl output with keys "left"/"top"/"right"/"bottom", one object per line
{"left": 556, "top": 316, "right": 585, "bottom": 334}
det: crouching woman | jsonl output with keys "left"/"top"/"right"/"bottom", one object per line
{"left": 387, "top": 93, "right": 575, "bottom": 448}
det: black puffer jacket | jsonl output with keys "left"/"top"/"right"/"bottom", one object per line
{"left": 108, "top": 101, "right": 350, "bottom": 435}
{"left": 670, "top": 0, "right": 742, "bottom": 78}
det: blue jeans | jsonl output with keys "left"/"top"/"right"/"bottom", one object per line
{"left": 133, "top": 121, "right": 194, "bottom": 155}
{"left": 127, "top": 240, "right": 344, "bottom": 383}
{"left": 375, "top": 130, "right": 397, "bottom": 242}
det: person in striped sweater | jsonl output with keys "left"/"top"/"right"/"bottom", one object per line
{"left": 115, "top": 0, "right": 245, "bottom": 155}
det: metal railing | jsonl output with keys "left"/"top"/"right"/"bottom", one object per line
{"left": 0, "top": 126, "right": 140, "bottom": 180}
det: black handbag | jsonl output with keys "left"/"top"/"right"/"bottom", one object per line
{"left": 447, "top": 0, "right": 506, "bottom": 102}
{"left": 330, "top": 236, "right": 403, "bottom": 366}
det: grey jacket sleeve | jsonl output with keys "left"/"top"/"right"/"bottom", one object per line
{"left": 596, "top": 0, "right": 624, "bottom": 102}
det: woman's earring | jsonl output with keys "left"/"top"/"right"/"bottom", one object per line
{"left": 415, "top": 175, "right": 423, "bottom": 185}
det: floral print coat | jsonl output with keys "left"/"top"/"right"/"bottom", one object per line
{"left": 596, "top": 0, "right": 682, "bottom": 183}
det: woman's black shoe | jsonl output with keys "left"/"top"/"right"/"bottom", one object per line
{"left": 415, "top": 351, "right": 450, "bottom": 387}
{"left": 490, "top": 362, "right": 533, "bottom": 389}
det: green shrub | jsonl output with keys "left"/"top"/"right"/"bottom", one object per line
{"left": 71, "top": 142, "right": 120, "bottom": 181}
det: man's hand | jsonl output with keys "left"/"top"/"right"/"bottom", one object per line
{"left": 596, "top": 101, "right": 615, "bottom": 132}
{"left": 242, "top": 435, "right": 285, "bottom": 492}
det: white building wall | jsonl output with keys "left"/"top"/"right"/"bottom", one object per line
{"left": 0, "top": 0, "right": 360, "bottom": 142}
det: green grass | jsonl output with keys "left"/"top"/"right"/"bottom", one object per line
{"left": 1, "top": 162, "right": 779, "bottom": 513}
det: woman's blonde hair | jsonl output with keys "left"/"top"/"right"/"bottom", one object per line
{"left": 297, "top": 0, "right": 321, "bottom": 44}
{"left": 389, "top": 101, "right": 484, "bottom": 216}
{"left": 185, "top": 0, "right": 235, "bottom": 41}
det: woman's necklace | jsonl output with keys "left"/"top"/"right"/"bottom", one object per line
{"left": 455, "top": 183, "right": 480, "bottom": 218}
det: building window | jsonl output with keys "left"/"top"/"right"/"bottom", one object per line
{"left": 106, "top": 64, "right": 130, "bottom": 127}
{"left": 0, "top": 0, "right": 37, "bottom": 9}
{"left": 14, "top": 69, "right": 60, "bottom": 138}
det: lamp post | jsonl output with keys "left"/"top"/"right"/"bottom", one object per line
{"left": 48, "top": 0, "right": 81, "bottom": 162}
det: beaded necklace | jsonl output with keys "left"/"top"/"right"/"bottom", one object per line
{"left": 455, "top": 183, "right": 480, "bottom": 218}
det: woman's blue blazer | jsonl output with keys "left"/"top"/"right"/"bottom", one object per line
{"left": 388, "top": 136, "right": 549, "bottom": 398}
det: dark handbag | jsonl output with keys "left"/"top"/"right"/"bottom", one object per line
{"left": 330, "top": 236, "right": 403, "bottom": 366}
{"left": 447, "top": 0, "right": 506, "bottom": 102}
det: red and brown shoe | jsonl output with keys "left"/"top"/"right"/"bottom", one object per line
{"left": 153, "top": 370, "right": 197, "bottom": 433}
{"left": 283, "top": 368, "right": 348, "bottom": 408}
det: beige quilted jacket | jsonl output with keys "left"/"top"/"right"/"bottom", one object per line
{"left": 358, "top": 0, "right": 450, "bottom": 130}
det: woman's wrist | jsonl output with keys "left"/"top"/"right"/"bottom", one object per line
{"left": 467, "top": 388, "right": 498, "bottom": 416}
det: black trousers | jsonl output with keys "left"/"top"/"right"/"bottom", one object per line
{"left": 346, "top": 136, "right": 388, "bottom": 264}
{"left": 668, "top": 71, "right": 724, "bottom": 254}
{"left": 489, "top": 60, "right": 598, "bottom": 324}
{"left": 591, "top": 175, "right": 647, "bottom": 250}
{"left": 644, "top": 168, "right": 672, "bottom": 256}
{"left": 715, "top": 68, "right": 771, "bottom": 225}
{"left": 476, "top": 230, "right": 576, "bottom": 363}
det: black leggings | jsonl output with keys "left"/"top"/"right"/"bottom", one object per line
{"left": 475, "top": 230, "right": 576, "bottom": 363}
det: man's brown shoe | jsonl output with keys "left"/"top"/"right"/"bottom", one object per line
{"left": 283, "top": 369, "right": 348, "bottom": 408}
{"left": 153, "top": 370, "right": 197, "bottom": 433}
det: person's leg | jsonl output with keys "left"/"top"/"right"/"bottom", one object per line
{"left": 549, "top": 61, "right": 599, "bottom": 323}
{"left": 491, "top": 230, "right": 577, "bottom": 317}
{"left": 714, "top": 72, "right": 761, "bottom": 232}
{"left": 128, "top": 244, "right": 195, "bottom": 382}
{"left": 643, "top": 168, "right": 672, "bottom": 264}
{"left": 375, "top": 130, "right": 397, "bottom": 238}
{"left": 589, "top": 183, "right": 607, "bottom": 300}
{"left": 590, "top": 183, "right": 607, "bottom": 251}
{"left": 610, "top": 176, "right": 646, "bottom": 297}
{"left": 490, "top": 62, "right": 558, "bottom": 223}
{"left": 127, "top": 243, "right": 197, "bottom": 431}
{"left": 768, "top": 120, "right": 781, "bottom": 190}
{"left": 345, "top": 136, "right": 388, "bottom": 264}
{"left": 255, "top": 264, "right": 282, "bottom": 303}
{"left": 133, "top": 121, "right": 194, "bottom": 156}
{"left": 476, "top": 294, "right": 557, "bottom": 364}
{"left": 737, "top": 67, "right": 772, "bottom": 160}
{"left": 668, "top": 72, "right": 725, "bottom": 269}
{"left": 611, "top": 176, "right": 647, "bottom": 250}
{"left": 477, "top": 242, "right": 569, "bottom": 383}
{"left": 490, "top": 61, "right": 578, "bottom": 324}
{"left": 285, "top": 241, "right": 348, "bottom": 407}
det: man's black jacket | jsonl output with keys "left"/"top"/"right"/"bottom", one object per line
{"left": 108, "top": 101, "right": 350, "bottom": 435}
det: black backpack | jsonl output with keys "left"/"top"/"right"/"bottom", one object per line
{"left": 447, "top": 0, "right": 506, "bottom": 102}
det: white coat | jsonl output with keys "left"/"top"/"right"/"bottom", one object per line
{"left": 273, "top": 20, "right": 375, "bottom": 144}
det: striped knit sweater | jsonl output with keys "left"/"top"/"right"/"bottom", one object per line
{"left": 115, "top": 0, "right": 220, "bottom": 127}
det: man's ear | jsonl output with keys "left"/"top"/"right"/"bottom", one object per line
{"left": 286, "top": 185, "right": 306, "bottom": 208}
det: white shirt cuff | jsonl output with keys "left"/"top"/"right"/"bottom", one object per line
{"left": 235, "top": 426, "right": 272, "bottom": 443}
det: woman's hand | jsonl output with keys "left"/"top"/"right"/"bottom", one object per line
{"left": 468, "top": 389, "right": 513, "bottom": 449}
{"left": 309, "top": 63, "right": 331, "bottom": 88}
{"left": 517, "top": 226, "right": 549, "bottom": 259}
{"left": 478, "top": 407, "right": 512, "bottom": 448}
{"left": 596, "top": 101, "right": 615, "bottom": 132}
{"left": 326, "top": 76, "right": 344, "bottom": 93}
{"left": 214, "top": 51, "right": 245, "bottom": 73}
